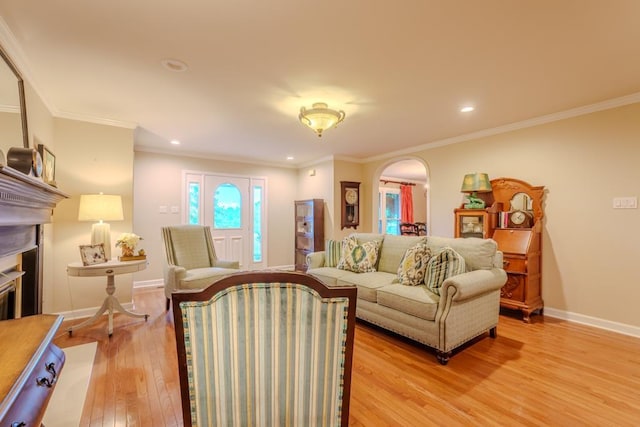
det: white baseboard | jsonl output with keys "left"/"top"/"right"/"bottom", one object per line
{"left": 133, "top": 278, "right": 164, "bottom": 289}
{"left": 544, "top": 307, "right": 640, "bottom": 338}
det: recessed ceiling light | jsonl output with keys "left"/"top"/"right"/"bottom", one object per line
{"left": 286, "top": 156, "right": 294, "bottom": 160}
{"left": 170, "top": 139, "right": 181, "bottom": 145}
{"left": 161, "top": 59, "right": 189, "bottom": 72}
{"left": 460, "top": 106, "right": 475, "bottom": 113}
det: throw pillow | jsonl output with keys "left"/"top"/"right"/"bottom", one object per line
{"left": 325, "top": 239, "right": 342, "bottom": 268}
{"left": 337, "top": 236, "right": 380, "bottom": 273}
{"left": 397, "top": 242, "right": 432, "bottom": 286}
{"left": 424, "top": 247, "right": 466, "bottom": 295}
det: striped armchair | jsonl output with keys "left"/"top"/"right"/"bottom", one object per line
{"left": 172, "top": 271, "right": 357, "bottom": 427}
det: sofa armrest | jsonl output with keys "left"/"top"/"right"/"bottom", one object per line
{"left": 214, "top": 259, "right": 240, "bottom": 269}
{"left": 440, "top": 268, "right": 507, "bottom": 302}
{"left": 306, "top": 251, "right": 326, "bottom": 269}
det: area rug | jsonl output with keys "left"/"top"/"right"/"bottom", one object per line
{"left": 42, "top": 342, "right": 98, "bottom": 427}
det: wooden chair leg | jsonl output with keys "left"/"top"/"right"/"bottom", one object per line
{"left": 166, "top": 298, "right": 171, "bottom": 311}
{"left": 490, "top": 326, "right": 497, "bottom": 338}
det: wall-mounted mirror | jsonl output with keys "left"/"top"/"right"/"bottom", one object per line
{"left": 510, "top": 192, "right": 532, "bottom": 211}
{"left": 0, "top": 43, "right": 29, "bottom": 160}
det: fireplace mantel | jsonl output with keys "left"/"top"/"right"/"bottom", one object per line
{"left": 0, "top": 165, "right": 68, "bottom": 226}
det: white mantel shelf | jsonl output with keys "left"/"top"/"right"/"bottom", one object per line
{"left": 0, "top": 165, "right": 69, "bottom": 226}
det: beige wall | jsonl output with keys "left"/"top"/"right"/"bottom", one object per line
{"left": 363, "top": 102, "right": 640, "bottom": 328}
{"left": 133, "top": 151, "right": 298, "bottom": 282}
{"left": 49, "top": 118, "right": 135, "bottom": 313}
{"left": 296, "top": 159, "right": 334, "bottom": 243}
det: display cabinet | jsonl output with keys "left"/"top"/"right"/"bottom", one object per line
{"left": 454, "top": 206, "right": 499, "bottom": 238}
{"left": 294, "top": 199, "right": 324, "bottom": 272}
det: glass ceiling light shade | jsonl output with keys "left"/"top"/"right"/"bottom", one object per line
{"left": 299, "top": 102, "right": 346, "bottom": 137}
{"left": 78, "top": 193, "right": 124, "bottom": 260}
{"left": 460, "top": 173, "right": 492, "bottom": 209}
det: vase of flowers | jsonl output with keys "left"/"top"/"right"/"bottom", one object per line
{"left": 116, "top": 233, "right": 144, "bottom": 260}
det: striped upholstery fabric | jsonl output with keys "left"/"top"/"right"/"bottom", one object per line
{"left": 424, "top": 247, "right": 466, "bottom": 295}
{"left": 177, "top": 279, "right": 353, "bottom": 427}
{"left": 324, "top": 239, "right": 342, "bottom": 267}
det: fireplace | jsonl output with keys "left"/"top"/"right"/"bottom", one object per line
{"left": 0, "top": 164, "right": 67, "bottom": 318}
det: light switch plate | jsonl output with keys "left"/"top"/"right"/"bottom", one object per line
{"left": 612, "top": 197, "right": 637, "bottom": 209}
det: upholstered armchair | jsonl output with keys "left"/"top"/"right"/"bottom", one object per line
{"left": 172, "top": 271, "right": 357, "bottom": 427}
{"left": 161, "top": 225, "right": 240, "bottom": 310}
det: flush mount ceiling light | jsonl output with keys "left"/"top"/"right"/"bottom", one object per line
{"left": 299, "top": 102, "right": 346, "bottom": 137}
{"left": 460, "top": 106, "right": 475, "bottom": 113}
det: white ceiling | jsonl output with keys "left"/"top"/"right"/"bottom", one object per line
{"left": 1, "top": 1, "right": 639, "bottom": 168}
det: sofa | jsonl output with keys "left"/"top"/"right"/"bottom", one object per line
{"left": 306, "top": 233, "right": 507, "bottom": 364}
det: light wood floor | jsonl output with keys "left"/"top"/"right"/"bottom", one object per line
{"left": 54, "top": 286, "right": 640, "bottom": 426}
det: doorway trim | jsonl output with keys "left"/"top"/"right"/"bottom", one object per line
{"left": 370, "top": 156, "right": 430, "bottom": 235}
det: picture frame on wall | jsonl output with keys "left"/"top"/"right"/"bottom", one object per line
{"left": 79, "top": 243, "right": 107, "bottom": 266}
{"left": 37, "top": 143, "right": 56, "bottom": 187}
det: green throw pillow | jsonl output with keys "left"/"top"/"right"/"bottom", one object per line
{"left": 424, "top": 247, "right": 466, "bottom": 295}
{"left": 337, "top": 236, "right": 380, "bottom": 273}
{"left": 397, "top": 242, "right": 432, "bottom": 286}
{"left": 325, "top": 239, "right": 342, "bottom": 267}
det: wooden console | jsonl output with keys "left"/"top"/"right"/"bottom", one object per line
{"left": 0, "top": 314, "right": 66, "bottom": 425}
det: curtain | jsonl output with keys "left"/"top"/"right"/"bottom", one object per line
{"left": 400, "top": 184, "right": 413, "bottom": 223}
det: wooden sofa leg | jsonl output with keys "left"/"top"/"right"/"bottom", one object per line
{"left": 490, "top": 326, "right": 497, "bottom": 338}
{"left": 436, "top": 351, "right": 451, "bottom": 365}
{"left": 166, "top": 298, "right": 171, "bottom": 311}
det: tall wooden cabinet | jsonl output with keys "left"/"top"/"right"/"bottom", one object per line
{"left": 294, "top": 199, "right": 324, "bottom": 272}
{"left": 454, "top": 177, "right": 545, "bottom": 322}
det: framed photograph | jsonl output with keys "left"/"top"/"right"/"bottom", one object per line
{"left": 37, "top": 143, "right": 56, "bottom": 186}
{"left": 79, "top": 243, "right": 107, "bottom": 266}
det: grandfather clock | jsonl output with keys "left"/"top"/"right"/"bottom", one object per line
{"left": 340, "top": 181, "right": 360, "bottom": 229}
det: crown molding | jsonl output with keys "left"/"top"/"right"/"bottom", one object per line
{"left": 365, "top": 92, "right": 640, "bottom": 163}
{"left": 134, "top": 145, "right": 299, "bottom": 169}
{"left": 55, "top": 110, "right": 138, "bottom": 129}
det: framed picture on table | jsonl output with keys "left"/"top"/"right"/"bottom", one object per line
{"left": 80, "top": 244, "right": 107, "bottom": 266}
{"left": 37, "top": 143, "right": 56, "bottom": 186}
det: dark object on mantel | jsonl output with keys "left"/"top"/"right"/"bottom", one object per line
{"left": 0, "top": 164, "right": 68, "bottom": 317}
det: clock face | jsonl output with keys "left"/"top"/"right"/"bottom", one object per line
{"left": 345, "top": 188, "right": 358, "bottom": 205}
{"left": 511, "top": 210, "right": 526, "bottom": 225}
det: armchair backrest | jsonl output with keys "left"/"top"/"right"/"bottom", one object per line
{"left": 161, "top": 225, "right": 217, "bottom": 270}
{"left": 172, "top": 271, "right": 357, "bottom": 427}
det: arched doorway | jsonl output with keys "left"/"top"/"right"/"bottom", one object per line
{"left": 374, "top": 158, "right": 429, "bottom": 235}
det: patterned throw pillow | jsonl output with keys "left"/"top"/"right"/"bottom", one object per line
{"left": 337, "top": 236, "right": 380, "bottom": 273}
{"left": 397, "top": 242, "right": 432, "bottom": 286}
{"left": 325, "top": 239, "right": 342, "bottom": 267}
{"left": 424, "top": 247, "right": 466, "bottom": 295}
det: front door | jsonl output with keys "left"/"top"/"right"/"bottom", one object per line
{"left": 204, "top": 175, "right": 251, "bottom": 269}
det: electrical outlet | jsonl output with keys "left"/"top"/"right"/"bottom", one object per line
{"left": 612, "top": 197, "right": 637, "bottom": 209}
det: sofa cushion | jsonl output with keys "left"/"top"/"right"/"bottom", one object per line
{"left": 325, "top": 239, "right": 342, "bottom": 267}
{"left": 337, "top": 271, "right": 396, "bottom": 302}
{"left": 376, "top": 284, "right": 440, "bottom": 321}
{"left": 427, "top": 236, "right": 497, "bottom": 271}
{"left": 397, "top": 242, "right": 432, "bottom": 286}
{"left": 338, "top": 236, "right": 381, "bottom": 273}
{"left": 424, "top": 247, "right": 466, "bottom": 295}
{"left": 378, "top": 235, "right": 427, "bottom": 274}
{"left": 306, "top": 267, "right": 351, "bottom": 286}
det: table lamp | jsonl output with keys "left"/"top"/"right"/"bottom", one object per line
{"left": 460, "top": 173, "right": 492, "bottom": 209}
{"left": 78, "top": 193, "right": 124, "bottom": 260}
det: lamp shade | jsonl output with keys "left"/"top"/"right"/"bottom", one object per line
{"left": 78, "top": 194, "right": 124, "bottom": 222}
{"left": 299, "top": 102, "right": 346, "bottom": 137}
{"left": 460, "top": 173, "right": 492, "bottom": 193}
